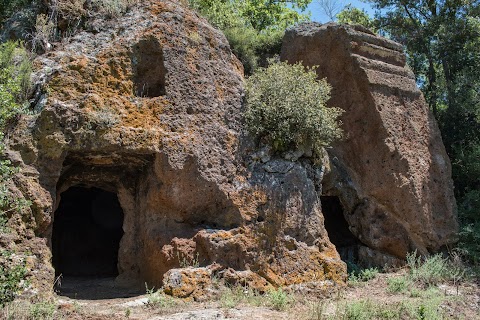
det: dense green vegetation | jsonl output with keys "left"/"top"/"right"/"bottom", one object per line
{"left": 0, "top": 0, "right": 31, "bottom": 25}
{"left": 245, "top": 61, "right": 343, "bottom": 152}
{"left": 336, "top": 5, "right": 377, "bottom": 32}
{"left": 0, "top": 40, "right": 31, "bottom": 306}
{"left": 0, "top": 250, "right": 27, "bottom": 307}
{"left": 0, "top": 40, "right": 31, "bottom": 226}
{"left": 188, "top": 0, "right": 312, "bottom": 74}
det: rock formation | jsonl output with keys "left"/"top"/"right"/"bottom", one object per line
{"left": 281, "top": 23, "right": 458, "bottom": 265}
{"left": 2, "top": 1, "right": 345, "bottom": 298}
{"left": 1, "top": 2, "right": 458, "bottom": 299}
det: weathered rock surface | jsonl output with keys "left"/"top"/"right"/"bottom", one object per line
{"left": 3, "top": 1, "right": 345, "bottom": 297}
{"left": 281, "top": 23, "right": 458, "bottom": 262}
{"left": 2, "top": 5, "right": 458, "bottom": 298}
{"left": 163, "top": 267, "right": 213, "bottom": 300}
{"left": 221, "top": 268, "right": 274, "bottom": 293}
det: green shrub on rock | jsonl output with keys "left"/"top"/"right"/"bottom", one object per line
{"left": 0, "top": 41, "right": 31, "bottom": 122}
{"left": 0, "top": 41, "right": 31, "bottom": 307}
{"left": 0, "top": 251, "right": 28, "bottom": 307}
{"left": 245, "top": 60, "right": 343, "bottom": 152}
{"left": 0, "top": 41, "right": 31, "bottom": 221}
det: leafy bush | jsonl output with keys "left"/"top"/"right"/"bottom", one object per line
{"left": 245, "top": 60, "right": 343, "bottom": 152}
{"left": 456, "top": 190, "right": 480, "bottom": 268}
{"left": 387, "top": 276, "right": 411, "bottom": 293}
{"left": 0, "top": 251, "right": 28, "bottom": 307}
{"left": 266, "top": 288, "right": 294, "bottom": 311}
{"left": 0, "top": 41, "right": 31, "bottom": 224}
{"left": 188, "top": 0, "right": 308, "bottom": 74}
{"left": 219, "top": 285, "right": 263, "bottom": 309}
{"left": 0, "top": 0, "right": 32, "bottom": 25}
{"left": 349, "top": 267, "right": 379, "bottom": 284}
{"left": 337, "top": 298, "right": 446, "bottom": 320}
{"left": 0, "top": 41, "right": 31, "bottom": 122}
{"left": 0, "top": 41, "right": 31, "bottom": 307}
{"left": 223, "top": 26, "right": 283, "bottom": 74}
{"left": 219, "top": 285, "right": 244, "bottom": 309}
{"left": 387, "top": 252, "right": 466, "bottom": 296}
{"left": 406, "top": 252, "right": 464, "bottom": 287}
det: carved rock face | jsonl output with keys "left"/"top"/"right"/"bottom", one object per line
{"left": 4, "top": 10, "right": 457, "bottom": 298}
{"left": 281, "top": 23, "right": 458, "bottom": 263}
{"left": 5, "top": 2, "right": 345, "bottom": 296}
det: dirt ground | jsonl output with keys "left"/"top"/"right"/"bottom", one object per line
{"left": 40, "top": 270, "right": 479, "bottom": 320}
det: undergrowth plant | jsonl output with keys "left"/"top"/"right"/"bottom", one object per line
{"left": 457, "top": 189, "right": 480, "bottom": 270}
{"left": 29, "top": 301, "right": 56, "bottom": 319}
{"left": 387, "top": 251, "right": 466, "bottom": 296}
{"left": 177, "top": 251, "right": 200, "bottom": 268}
{"left": 0, "top": 41, "right": 32, "bottom": 307}
{"left": 0, "top": 251, "right": 28, "bottom": 307}
{"left": 405, "top": 251, "right": 464, "bottom": 287}
{"left": 245, "top": 60, "right": 343, "bottom": 153}
{"left": 330, "top": 297, "right": 446, "bottom": 320}
{"left": 1, "top": 300, "right": 57, "bottom": 320}
{"left": 348, "top": 267, "right": 379, "bottom": 284}
{"left": 219, "top": 285, "right": 293, "bottom": 311}
{"left": 145, "top": 284, "right": 176, "bottom": 309}
{"left": 0, "top": 40, "right": 31, "bottom": 230}
{"left": 266, "top": 288, "right": 294, "bottom": 311}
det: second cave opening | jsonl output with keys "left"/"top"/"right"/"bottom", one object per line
{"left": 321, "top": 196, "right": 362, "bottom": 263}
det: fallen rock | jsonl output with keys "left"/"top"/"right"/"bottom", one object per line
{"left": 221, "top": 268, "right": 274, "bottom": 293}
{"left": 163, "top": 267, "right": 212, "bottom": 300}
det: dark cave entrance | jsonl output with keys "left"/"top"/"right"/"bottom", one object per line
{"left": 321, "top": 196, "right": 362, "bottom": 263}
{"left": 52, "top": 186, "right": 124, "bottom": 278}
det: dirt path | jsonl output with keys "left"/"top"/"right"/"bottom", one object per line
{"left": 47, "top": 272, "right": 480, "bottom": 320}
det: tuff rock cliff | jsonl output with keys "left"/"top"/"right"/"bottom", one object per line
{"left": 281, "top": 23, "right": 458, "bottom": 266}
{"left": 1, "top": 2, "right": 457, "bottom": 299}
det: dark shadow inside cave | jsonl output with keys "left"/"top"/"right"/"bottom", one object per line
{"left": 321, "top": 196, "right": 362, "bottom": 264}
{"left": 52, "top": 186, "right": 143, "bottom": 299}
{"left": 52, "top": 186, "right": 124, "bottom": 277}
{"left": 52, "top": 186, "right": 144, "bottom": 300}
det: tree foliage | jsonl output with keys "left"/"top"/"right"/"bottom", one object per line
{"left": 245, "top": 60, "right": 343, "bottom": 152}
{"left": 189, "top": 0, "right": 311, "bottom": 74}
{"left": 336, "top": 4, "right": 377, "bottom": 31}
{"left": 190, "top": 0, "right": 311, "bottom": 31}
{"left": 0, "top": 0, "right": 32, "bottom": 25}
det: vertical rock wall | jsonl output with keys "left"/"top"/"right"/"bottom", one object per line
{"left": 2, "top": 2, "right": 346, "bottom": 296}
{"left": 281, "top": 23, "right": 458, "bottom": 262}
